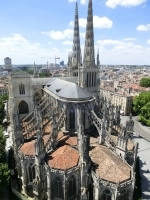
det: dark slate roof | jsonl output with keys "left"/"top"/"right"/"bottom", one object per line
{"left": 31, "top": 77, "right": 78, "bottom": 86}
{"left": 45, "top": 78, "right": 93, "bottom": 100}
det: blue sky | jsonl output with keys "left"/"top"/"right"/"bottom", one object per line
{"left": 0, "top": 0, "right": 150, "bottom": 65}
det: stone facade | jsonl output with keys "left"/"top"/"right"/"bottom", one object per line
{"left": 8, "top": 1, "right": 138, "bottom": 200}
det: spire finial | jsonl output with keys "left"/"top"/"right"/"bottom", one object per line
{"left": 70, "top": 1, "right": 81, "bottom": 69}
{"left": 83, "top": 0, "right": 95, "bottom": 67}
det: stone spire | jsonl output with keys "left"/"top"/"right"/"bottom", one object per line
{"left": 33, "top": 61, "right": 37, "bottom": 78}
{"left": 83, "top": 0, "right": 95, "bottom": 67}
{"left": 97, "top": 49, "right": 100, "bottom": 67}
{"left": 72, "top": 2, "right": 81, "bottom": 69}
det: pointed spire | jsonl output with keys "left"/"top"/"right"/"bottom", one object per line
{"left": 72, "top": 2, "right": 81, "bottom": 69}
{"left": 97, "top": 49, "right": 100, "bottom": 67}
{"left": 33, "top": 61, "right": 37, "bottom": 78}
{"left": 84, "top": 0, "right": 95, "bottom": 67}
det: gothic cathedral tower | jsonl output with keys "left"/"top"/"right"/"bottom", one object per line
{"left": 68, "top": 2, "right": 81, "bottom": 77}
{"left": 78, "top": 0, "right": 100, "bottom": 96}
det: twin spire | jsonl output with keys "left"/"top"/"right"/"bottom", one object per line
{"left": 72, "top": 2, "right": 81, "bottom": 69}
{"left": 72, "top": 0, "right": 96, "bottom": 68}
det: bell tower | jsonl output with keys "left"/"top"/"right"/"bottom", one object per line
{"left": 79, "top": 0, "right": 100, "bottom": 96}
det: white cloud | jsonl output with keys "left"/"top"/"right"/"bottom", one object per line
{"left": 136, "top": 24, "right": 150, "bottom": 31}
{"left": 62, "top": 41, "right": 72, "bottom": 45}
{"left": 48, "top": 41, "right": 52, "bottom": 44}
{"left": 0, "top": 34, "right": 68, "bottom": 64}
{"left": 69, "top": 16, "right": 113, "bottom": 29}
{"left": 147, "top": 39, "right": 150, "bottom": 45}
{"left": 80, "top": 0, "right": 88, "bottom": 4}
{"left": 105, "top": 0, "right": 146, "bottom": 8}
{"left": 93, "top": 16, "right": 113, "bottom": 29}
{"left": 41, "top": 29, "right": 73, "bottom": 40}
{"left": 96, "top": 38, "right": 150, "bottom": 64}
{"left": 123, "top": 38, "right": 137, "bottom": 41}
{"left": 79, "top": 18, "right": 87, "bottom": 28}
{"left": 42, "top": 28, "right": 85, "bottom": 40}
{"left": 97, "top": 39, "right": 123, "bottom": 46}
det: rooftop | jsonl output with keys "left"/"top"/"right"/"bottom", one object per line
{"left": 48, "top": 145, "right": 79, "bottom": 170}
{"left": 90, "top": 137, "right": 131, "bottom": 183}
{"left": 45, "top": 78, "right": 93, "bottom": 100}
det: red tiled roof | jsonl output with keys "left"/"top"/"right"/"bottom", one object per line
{"left": 90, "top": 138, "right": 130, "bottom": 183}
{"left": 58, "top": 135, "right": 77, "bottom": 146}
{"left": 48, "top": 145, "right": 79, "bottom": 170}
{"left": 20, "top": 133, "right": 51, "bottom": 156}
{"left": 20, "top": 140, "right": 35, "bottom": 156}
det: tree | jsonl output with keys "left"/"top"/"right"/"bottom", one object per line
{"left": 0, "top": 127, "right": 10, "bottom": 192}
{"left": 133, "top": 91, "right": 150, "bottom": 126}
{"left": 0, "top": 163, "right": 10, "bottom": 192}
{"left": 140, "top": 77, "right": 150, "bottom": 87}
{"left": 0, "top": 95, "right": 8, "bottom": 123}
{"left": 27, "top": 69, "right": 33, "bottom": 75}
{"left": 0, "top": 126, "right": 6, "bottom": 162}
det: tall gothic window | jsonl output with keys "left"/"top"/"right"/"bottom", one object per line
{"left": 69, "top": 107, "right": 75, "bottom": 130}
{"left": 100, "top": 189, "right": 112, "bottom": 200}
{"left": 28, "top": 163, "right": 35, "bottom": 183}
{"left": 19, "top": 84, "right": 25, "bottom": 95}
{"left": 68, "top": 175, "right": 76, "bottom": 198}
{"left": 52, "top": 177, "right": 63, "bottom": 199}
{"left": 19, "top": 100, "right": 29, "bottom": 114}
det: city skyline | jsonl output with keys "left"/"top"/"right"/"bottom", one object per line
{"left": 0, "top": 0, "right": 150, "bottom": 65}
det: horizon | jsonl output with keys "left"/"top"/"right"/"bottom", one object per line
{"left": 0, "top": 0, "right": 150, "bottom": 65}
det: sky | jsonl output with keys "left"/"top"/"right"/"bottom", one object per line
{"left": 0, "top": 0, "right": 150, "bottom": 65}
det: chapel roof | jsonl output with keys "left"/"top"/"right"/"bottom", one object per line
{"left": 19, "top": 133, "right": 50, "bottom": 156}
{"left": 45, "top": 78, "right": 93, "bottom": 100}
{"left": 48, "top": 145, "right": 79, "bottom": 170}
{"left": 90, "top": 137, "right": 131, "bottom": 183}
{"left": 57, "top": 130, "right": 78, "bottom": 147}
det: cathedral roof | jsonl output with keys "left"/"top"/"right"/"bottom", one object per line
{"left": 19, "top": 133, "right": 50, "bottom": 156}
{"left": 48, "top": 145, "right": 79, "bottom": 170}
{"left": 45, "top": 78, "right": 93, "bottom": 100}
{"left": 31, "top": 76, "right": 78, "bottom": 86}
{"left": 57, "top": 131, "right": 78, "bottom": 146}
{"left": 90, "top": 137, "right": 131, "bottom": 183}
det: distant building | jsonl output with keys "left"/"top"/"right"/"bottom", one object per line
{"left": 4, "top": 57, "right": 12, "bottom": 69}
{"left": 60, "top": 61, "right": 64, "bottom": 66}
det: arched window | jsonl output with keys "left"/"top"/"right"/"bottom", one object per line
{"left": 19, "top": 100, "right": 29, "bottom": 114}
{"left": 100, "top": 189, "right": 112, "bottom": 200}
{"left": 33, "top": 92, "right": 41, "bottom": 104}
{"left": 28, "top": 163, "right": 35, "bottom": 183}
{"left": 19, "top": 84, "right": 25, "bottom": 95}
{"left": 52, "top": 177, "right": 63, "bottom": 199}
{"left": 69, "top": 107, "right": 75, "bottom": 130}
{"left": 68, "top": 175, "right": 76, "bottom": 198}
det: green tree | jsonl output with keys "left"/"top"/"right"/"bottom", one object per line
{"left": 39, "top": 72, "right": 52, "bottom": 77}
{"left": 133, "top": 91, "right": 150, "bottom": 126}
{"left": 140, "top": 77, "right": 150, "bottom": 87}
{"left": 0, "top": 163, "right": 10, "bottom": 192}
{"left": 0, "top": 95, "right": 8, "bottom": 123}
{"left": 0, "top": 126, "right": 6, "bottom": 162}
{"left": 27, "top": 69, "right": 33, "bottom": 75}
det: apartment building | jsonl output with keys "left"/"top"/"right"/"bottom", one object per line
{"left": 100, "top": 86, "right": 133, "bottom": 116}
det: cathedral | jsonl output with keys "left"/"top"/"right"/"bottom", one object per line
{"left": 8, "top": 0, "right": 138, "bottom": 199}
